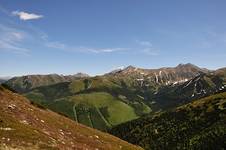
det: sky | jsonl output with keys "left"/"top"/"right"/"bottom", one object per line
{"left": 0, "top": 0, "right": 226, "bottom": 77}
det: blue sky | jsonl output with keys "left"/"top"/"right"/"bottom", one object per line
{"left": 0, "top": 0, "right": 226, "bottom": 76}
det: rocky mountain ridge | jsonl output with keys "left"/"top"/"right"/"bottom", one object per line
{"left": 107, "top": 63, "right": 209, "bottom": 86}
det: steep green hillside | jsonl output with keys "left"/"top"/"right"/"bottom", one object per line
{"left": 24, "top": 77, "right": 151, "bottom": 131}
{"left": 110, "top": 92, "right": 226, "bottom": 150}
{"left": 0, "top": 86, "right": 143, "bottom": 150}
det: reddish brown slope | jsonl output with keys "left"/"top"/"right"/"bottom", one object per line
{"left": 0, "top": 86, "right": 143, "bottom": 150}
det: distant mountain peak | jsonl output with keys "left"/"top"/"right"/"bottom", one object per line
{"left": 72, "top": 72, "right": 89, "bottom": 77}
{"left": 175, "top": 63, "right": 207, "bottom": 72}
{"left": 123, "top": 65, "right": 137, "bottom": 71}
{"left": 125, "top": 65, "right": 136, "bottom": 69}
{"left": 107, "top": 65, "right": 138, "bottom": 75}
{"left": 176, "top": 63, "right": 198, "bottom": 68}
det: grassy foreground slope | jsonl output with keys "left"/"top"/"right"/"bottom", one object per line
{"left": 0, "top": 86, "right": 143, "bottom": 150}
{"left": 110, "top": 92, "right": 226, "bottom": 150}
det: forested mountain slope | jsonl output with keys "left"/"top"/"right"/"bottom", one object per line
{"left": 110, "top": 92, "right": 226, "bottom": 150}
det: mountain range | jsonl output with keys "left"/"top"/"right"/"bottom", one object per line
{"left": 1, "top": 63, "right": 226, "bottom": 149}
{"left": 3, "top": 64, "right": 226, "bottom": 131}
